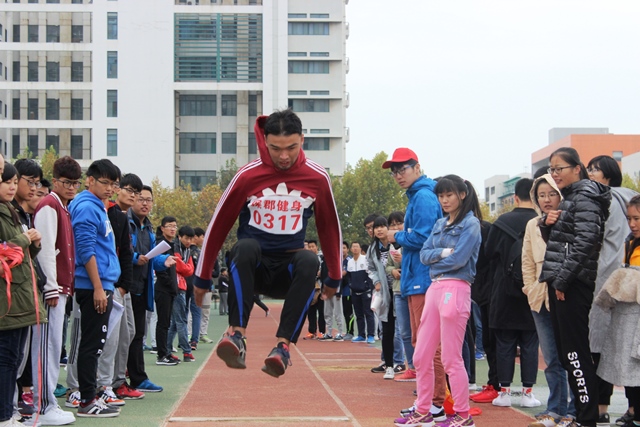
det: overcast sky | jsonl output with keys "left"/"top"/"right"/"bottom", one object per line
{"left": 344, "top": 0, "right": 640, "bottom": 194}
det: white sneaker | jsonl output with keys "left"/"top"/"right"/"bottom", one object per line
{"left": 492, "top": 387, "right": 512, "bottom": 407}
{"left": 468, "top": 383, "right": 478, "bottom": 391}
{"left": 527, "top": 414, "right": 557, "bottom": 427}
{"left": 383, "top": 366, "right": 395, "bottom": 380}
{"left": 64, "top": 391, "right": 80, "bottom": 409}
{"left": 32, "top": 406, "right": 76, "bottom": 426}
{"left": 521, "top": 387, "right": 541, "bottom": 408}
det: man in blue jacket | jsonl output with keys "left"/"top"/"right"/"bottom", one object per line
{"left": 384, "top": 148, "right": 447, "bottom": 421}
{"left": 69, "top": 159, "right": 122, "bottom": 418}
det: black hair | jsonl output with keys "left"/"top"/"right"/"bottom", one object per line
{"left": 141, "top": 185, "right": 153, "bottom": 195}
{"left": 533, "top": 166, "right": 548, "bottom": 179}
{"left": 178, "top": 225, "right": 195, "bottom": 237}
{"left": 360, "top": 243, "right": 369, "bottom": 254}
{"left": 220, "top": 267, "right": 228, "bottom": 273}
{"left": 53, "top": 156, "right": 82, "bottom": 180}
{"left": 350, "top": 241, "right": 361, "bottom": 248}
{"left": 1, "top": 162, "right": 17, "bottom": 183}
{"left": 120, "top": 173, "right": 143, "bottom": 192}
{"left": 363, "top": 213, "right": 378, "bottom": 227}
{"left": 433, "top": 174, "right": 482, "bottom": 226}
{"left": 587, "top": 155, "right": 622, "bottom": 187}
{"left": 264, "top": 109, "right": 302, "bottom": 137}
{"left": 1, "top": 163, "right": 22, "bottom": 227}
{"left": 390, "top": 159, "right": 418, "bottom": 173}
{"left": 194, "top": 227, "right": 205, "bottom": 237}
{"left": 371, "top": 216, "right": 389, "bottom": 260}
{"left": 40, "top": 178, "right": 51, "bottom": 192}
{"left": 515, "top": 178, "right": 533, "bottom": 202}
{"left": 549, "top": 147, "right": 588, "bottom": 180}
{"left": 86, "top": 159, "right": 120, "bottom": 181}
{"left": 161, "top": 216, "right": 177, "bottom": 227}
{"left": 307, "top": 239, "right": 318, "bottom": 246}
{"left": 14, "top": 158, "right": 43, "bottom": 180}
{"left": 342, "top": 240, "right": 349, "bottom": 247}
{"left": 387, "top": 211, "right": 405, "bottom": 225}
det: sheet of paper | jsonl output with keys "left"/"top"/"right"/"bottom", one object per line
{"left": 145, "top": 240, "right": 171, "bottom": 259}
{"left": 107, "top": 300, "right": 124, "bottom": 340}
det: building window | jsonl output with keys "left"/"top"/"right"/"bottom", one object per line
{"left": 12, "top": 62, "right": 19, "bottom": 82}
{"left": 71, "top": 98, "right": 83, "bottom": 120}
{"left": 71, "top": 135, "right": 83, "bottom": 159}
{"left": 310, "top": 90, "right": 329, "bottom": 96}
{"left": 310, "top": 129, "right": 330, "bottom": 134}
{"left": 613, "top": 150, "right": 623, "bottom": 161}
{"left": 28, "top": 25, "right": 38, "bottom": 42}
{"left": 46, "top": 25, "right": 60, "bottom": 42}
{"left": 288, "top": 22, "right": 329, "bottom": 35}
{"left": 71, "top": 62, "right": 83, "bottom": 82}
{"left": 288, "top": 61, "right": 329, "bottom": 74}
{"left": 179, "top": 132, "right": 216, "bottom": 154}
{"left": 490, "top": 202, "right": 496, "bottom": 211}
{"left": 107, "top": 51, "right": 117, "bottom": 78}
{"left": 491, "top": 186, "right": 495, "bottom": 195}
{"left": 485, "top": 188, "right": 490, "bottom": 201}
{"left": 28, "top": 62, "right": 38, "bottom": 82}
{"left": 47, "top": 0, "right": 61, "bottom": 3}
{"left": 46, "top": 99, "right": 59, "bottom": 120}
{"left": 12, "top": 98, "right": 19, "bottom": 120}
{"left": 221, "top": 16, "right": 237, "bottom": 40}
{"left": 28, "top": 98, "right": 38, "bottom": 120}
{"left": 72, "top": 25, "right": 83, "bottom": 43}
{"left": 303, "top": 137, "right": 330, "bottom": 151}
{"left": 310, "top": 52, "right": 330, "bottom": 57}
{"left": 179, "top": 95, "right": 215, "bottom": 116}
{"left": 310, "top": 13, "right": 330, "bottom": 19}
{"left": 221, "top": 133, "right": 237, "bottom": 154}
{"left": 288, "top": 99, "right": 329, "bottom": 113}
{"left": 107, "top": 12, "right": 118, "bottom": 40}
{"left": 248, "top": 132, "right": 256, "bottom": 154}
{"left": 107, "top": 90, "right": 117, "bottom": 117}
{"left": 12, "top": 135, "right": 20, "bottom": 158}
{"left": 221, "top": 95, "right": 237, "bottom": 116}
{"left": 13, "top": 25, "right": 19, "bottom": 42}
{"left": 107, "top": 129, "right": 117, "bottom": 156}
{"left": 288, "top": 52, "right": 307, "bottom": 57}
{"left": 46, "top": 62, "right": 59, "bottom": 82}
{"left": 28, "top": 135, "right": 38, "bottom": 156}
{"left": 220, "top": 57, "right": 237, "bottom": 80}
{"left": 46, "top": 135, "right": 59, "bottom": 154}
{"left": 288, "top": 13, "right": 307, "bottom": 18}
{"left": 248, "top": 94, "right": 257, "bottom": 117}
{"left": 178, "top": 171, "right": 216, "bottom": 192}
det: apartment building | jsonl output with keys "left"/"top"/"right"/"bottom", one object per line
{"left": 0, "top": 0, "right": 349, "bottom": 189}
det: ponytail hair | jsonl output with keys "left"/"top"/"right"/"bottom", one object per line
{"left": 550, "top": 147, "right": 588, "bottom": 180}
{"left": 371, "top": 215, "right": 388, "bottom": 260}
{"left": 434, "top": 174, "right": 481, "bottom": 227}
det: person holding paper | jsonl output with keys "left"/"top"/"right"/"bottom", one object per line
{"left": 193, "top": 109, "right": 343, "bottom": 378}
{"left": 127, "top": 185, "right": 173, "bottom": 389}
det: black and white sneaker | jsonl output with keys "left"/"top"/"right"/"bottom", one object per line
{"left": 216, "top": 331, "right": 247, "bottom": 369}
{"left": 155, "top": 355, "right": 179, "bottom": 366}
{"left": 77, "top": 398, "right": 120, "bottom": 418}
{"left": 261, "top": 342, "right": 291, "bottom": 378}
{"left": 371, "top": 362, "right": 386, "bottom": 373}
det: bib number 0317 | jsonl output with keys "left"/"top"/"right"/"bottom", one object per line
{"left": 250, "top": 210, "right": 302, "bottom": 235}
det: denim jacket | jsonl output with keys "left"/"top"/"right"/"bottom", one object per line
{"left": 420, "top": 210, "right": 481, "bottom": 284}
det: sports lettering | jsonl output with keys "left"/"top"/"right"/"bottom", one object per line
{"left": 248, "top": 183, "right": 314, "bottom": 235}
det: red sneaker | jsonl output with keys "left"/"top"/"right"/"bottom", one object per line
{"left": 114, "top": 384, "right": 145, "bottom": 400}
{"left": 394, "top": 369, "right": 417, "bottom": 382}
{"left": 470, "top": 385, "right": 499, "bottom": 403}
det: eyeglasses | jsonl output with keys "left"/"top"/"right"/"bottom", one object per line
{"left": 56, "top": 179, "right": 81, "bottom": 189}
{"left": 163, "top": 224, "right": 177, "bottom": 229}
{"left": 138, "top": 198, "right": 153, "bottom": 204}
{"left": 365, "top": 225, "right": 373, "bottom": 231}
{"left": 537, "top": 191, "right": 560, "bottom": 200}
{"left": 547, "top": 165, "right": 573, "bottom": 175}
{"left": 389, "top": 165, "right": 413, "bottom": 177}
{"left": 389, "top": 222, "right": 404, "bottom": 227}
{"left": 121, "top": 186, "right": 141, "bottom": 196}
{"left": 20, "top": 177, "right": 42, "bottom": 189}
{"left": 587, "top": 167, "right": 601, "bottom": 174}
{"left": 96, "top": 179, "right": 120, "bottom": 189}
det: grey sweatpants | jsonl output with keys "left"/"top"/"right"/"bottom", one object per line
{"left": 324, "top": 295, "right": 344, "bottom": 335}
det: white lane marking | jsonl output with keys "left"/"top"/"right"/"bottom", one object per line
{"left": 168, "top": 416, "right": 350, "bottom": 423}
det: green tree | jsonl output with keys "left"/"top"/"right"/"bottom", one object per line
{"left": 622, "top": 173, "right": 640, "bottom": 193}
{"left": 218, "top": 158, "right": 238, "bottom": 192}
{"left": 332, "top": 151, "right": 406, "bottom": 246}
{"left": 40, "top": 146, "right": 59, "bottom": 182}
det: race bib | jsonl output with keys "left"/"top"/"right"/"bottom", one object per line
{"left": 248, "top": 183, "right": 314, "bottom": 235}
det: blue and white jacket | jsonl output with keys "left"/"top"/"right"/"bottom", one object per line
{"left": 420, "top": 210, "right": 481, "bottom": 284}
{"left": 394, "top": 175, "right": 442, "bottom": 297}
{"left": 69, "top": 190, "right": 121, "bottom": 292}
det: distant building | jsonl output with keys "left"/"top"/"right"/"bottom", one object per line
{"left": 531, "top": 127, "right": 640, "bottom": 174}
{"left": 0, "top": 0, "right": 349, "bottom": 189}
{"left": 484, "top": 173, "right": 531, "bottom": 215}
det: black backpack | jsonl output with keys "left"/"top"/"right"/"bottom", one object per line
{"left": 492, "top": 220, "right": 525, "bottom": 295}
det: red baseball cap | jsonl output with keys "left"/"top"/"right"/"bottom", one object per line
{"left": 382, "top": 148, "right": 419, "bottom": 169}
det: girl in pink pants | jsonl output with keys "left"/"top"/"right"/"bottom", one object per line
{"left": 396, "top": 175, "right": 481, "bottom": 427}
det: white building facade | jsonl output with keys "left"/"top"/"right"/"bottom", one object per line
{"left": 0, "top": 0, "right": 349, "bottom": 189}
